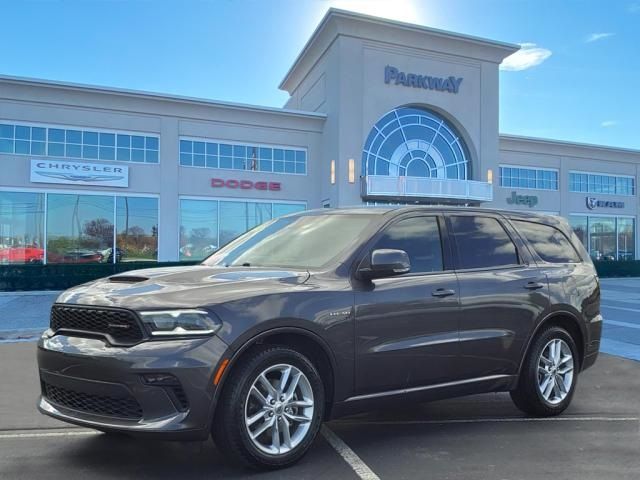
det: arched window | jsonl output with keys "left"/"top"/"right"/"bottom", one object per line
{"left": 362, "top": 107, "right": 469, "bottom": 180}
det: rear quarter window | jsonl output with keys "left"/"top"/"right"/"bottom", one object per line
{"left": 512, "top": 220, "right": 581, "bottom": 263}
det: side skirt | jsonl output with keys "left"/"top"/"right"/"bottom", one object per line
{"left": 330, "top": 374, "right": 518, "bottom": 419}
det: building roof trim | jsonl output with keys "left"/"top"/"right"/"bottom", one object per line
{"left": 279, "top": 8, "right": 520, "bottom": 92}
{"left": 0, "top": 74, "right": 327, "bottom": 120}
{"left": 500, "top": 133, "right": 640, "bottom": 157}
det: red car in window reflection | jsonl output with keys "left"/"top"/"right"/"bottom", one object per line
{"left": 55, "top": 249, "right": 104, "bottom": 264}
{"left": 0, "top": 246, "right": 44, "bottom": 264}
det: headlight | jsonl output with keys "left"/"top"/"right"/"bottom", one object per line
{"left": 138, "top": 309, "right": 221, "bottom": 337}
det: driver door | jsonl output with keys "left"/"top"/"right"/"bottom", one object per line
{"left": 354, "top": 214, "right": 461, "bottom": 395}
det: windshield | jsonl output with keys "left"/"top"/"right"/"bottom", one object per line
{"left": 202, "top": 214, "right": 376, "bottom": 269}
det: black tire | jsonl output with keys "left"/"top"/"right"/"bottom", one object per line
{"left": 212, "top": 346, "right": 325, "bottom": 470}
{"left": 510, "top": 326, "right": 579, "bottom": 416}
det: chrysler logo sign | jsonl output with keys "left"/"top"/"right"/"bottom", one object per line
{"left": 384, "top": 65, "right": 463, "bottom": 94}
{"left": 586, "top": 197, "right": 624, "bottom": 209}
{"left": 30, "top": 160, "right": 129, "bottom": 187}
{"left": 211, "top": 178, "right": 281, "bottom": 191}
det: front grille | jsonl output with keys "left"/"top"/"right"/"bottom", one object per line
{"left": 43, "top": 382, "right": 143, "bottom": 419}
{"left": 50, "top": 305, "right": 144, "bottom": 344}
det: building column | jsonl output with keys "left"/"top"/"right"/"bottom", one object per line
{"left": 157, "top": 118, "right": 180, "bottom": 261}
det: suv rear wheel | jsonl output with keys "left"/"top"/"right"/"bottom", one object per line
{"left": 511, "top": 326, "right": 579, "bottom": 416}
{"left": 212, "top": 346, "right": 325, "bottom": 469}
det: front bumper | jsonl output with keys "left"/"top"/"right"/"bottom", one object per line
{"left": 37, "top": 332, "right": 228, "bottom": 440}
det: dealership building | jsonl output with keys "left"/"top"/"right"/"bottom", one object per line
{"left": 1, "top": 8, "right": 638, "bottom": 265}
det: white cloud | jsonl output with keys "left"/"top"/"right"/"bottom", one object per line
{"left": 585, "top": 32, "right": 615, "bottom": 43}
{"left": 601, "top": 120, "right": 618, "bottom": 128}
{"left": 500, "top": 43, "right": 552, "bottom": 71}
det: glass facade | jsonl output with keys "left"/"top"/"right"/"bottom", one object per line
{"left": 116, "top": 197, "right": 158, "bottom": 262}
{"left": 0, "top": 122, "right": 159, "bottom": 163}
{"left": 179, "top": 139, "right": 306, "bottom": 174}
{"left": 499, "top": 166, "right": 558, "bottom": 190}
{"left": 569, "top": 172, "right": 635, "bottom": 196}
{"left": 46, "top": 194, "right": 115, "bottom": 264}
{"left": 179, "top": 199, "right": 305, "bottom": 261}
{"left": 0, "top": 192, "right": 45, "bottom": 264}
{"left": 0, "top": 191, "right": 157, "bottom": 264}
{"left": 362, "top": 107, "right": 468, "bottom": 180}
{"left": 569, "top": 215, "right": 635, "bottom": 261}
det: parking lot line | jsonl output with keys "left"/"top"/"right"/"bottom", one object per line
{"left": 606, "top": 319, "right": 640, "bottom": 329}
{"left": 0, "top": 429, "right": 98, "bottom": 439}
{"left": 601, "top": 304, "right": 640, "bottom": 314}
{"left": 333, "top": 415, "right": 639, "bottom": 427}
{"left": 321, "top": 425, "right": 381, "bottom": 480}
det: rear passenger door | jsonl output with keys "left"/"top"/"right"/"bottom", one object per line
{"left": 447, "top": 214, "right": 549, "bottom": 380}
{"left": 509, "top": 219, "right": 591, "bottom": 336}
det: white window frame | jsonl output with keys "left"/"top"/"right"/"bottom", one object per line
{"left": 178, "top": 136, "right": 308, "bottom": 177}
{"left": 568, "top": 170, "right": 636, "bottom": 196}
{"left": 0, "top": 119, "right": 160, "bottom": 164}
{"left": 498, "top": 164, "right": 559, "bottom": 191}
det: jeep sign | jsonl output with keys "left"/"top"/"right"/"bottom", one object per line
{"left": 507, "top": 191, "right": 538, "bottom": 208}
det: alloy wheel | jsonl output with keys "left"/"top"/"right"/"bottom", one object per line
{"left": 537, "top": 338, "right": 574, "bottom": 405}
{"left": 244, "top": 363, "right": 314, "bottom": 455}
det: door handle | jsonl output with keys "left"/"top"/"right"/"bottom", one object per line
{"left": 432, "top": 288, "right": 456, "bottom": 298}
{"left": 524, "top": 282, "right": 544, "bottom": 290}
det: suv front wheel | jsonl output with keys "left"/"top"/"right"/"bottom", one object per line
{"left": 212, "top": 346, "right": 325, "bottom": 469}
{"left": 511, "top": 326, "right": 579, "bottom": 416}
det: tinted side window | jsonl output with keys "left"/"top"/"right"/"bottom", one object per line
{"left": 450, "top": 216, "right": 518, "bottom": 269}
{"left": 512, "top": 220, "right": 581, "bottom": 263}
{"left": 372, "top": 216, "right": 443, "bottom": 273}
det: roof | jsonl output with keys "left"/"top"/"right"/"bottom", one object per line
{"left": 301, "top": 205, "right": 559, "bottom": 219}
{"left": 280, "top": 8, "right": 520, "bottom": 92}
{"left": 500, "top": 133, "right": 640, "bottom": 157}
{"left": 0, "top": 74, "right": 327, "bottom": 120}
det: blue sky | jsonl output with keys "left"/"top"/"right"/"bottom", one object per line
{"left": 3, "top": 0, "right": 639, "bottom": 149}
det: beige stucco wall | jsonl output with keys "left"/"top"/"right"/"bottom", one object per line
{"left": 0, "top": 80, "right": 325, "bottom": 261}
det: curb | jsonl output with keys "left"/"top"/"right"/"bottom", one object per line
{"left": 0, "top": 328, "right": 44, "bottom": 343}
{"left": 0, "top": 291, "right": 61, "bottom": 297}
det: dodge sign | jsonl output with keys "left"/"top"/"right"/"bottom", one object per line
{"left": 211, "top": 178, "right": 281, "bottom": 191}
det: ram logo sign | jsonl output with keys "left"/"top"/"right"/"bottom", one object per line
{"left": 586, "top": 197, "right": 624, "bottom": 210}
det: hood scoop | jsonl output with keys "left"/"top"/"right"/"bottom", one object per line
{"left": 108, "top": 275, "right": 150, "bottom": 283}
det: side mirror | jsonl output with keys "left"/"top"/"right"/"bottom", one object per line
{"left": 358, "top": 249, "right": 411, "bottom": 280}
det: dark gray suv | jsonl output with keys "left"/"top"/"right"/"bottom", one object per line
{"left": 37, "top": 207, "right": 602, "bottom": 469}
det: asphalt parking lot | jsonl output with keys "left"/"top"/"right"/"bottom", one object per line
{"left": 0, "top": 278, "right": 638, "bottom": 479}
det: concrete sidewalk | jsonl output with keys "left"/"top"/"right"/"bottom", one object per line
{"left": 0, "top": 291, "right": 60, "bottom": 341}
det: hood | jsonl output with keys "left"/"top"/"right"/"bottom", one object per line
{"left": 56, "top": 265, "right": 310, "bottom": 310}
